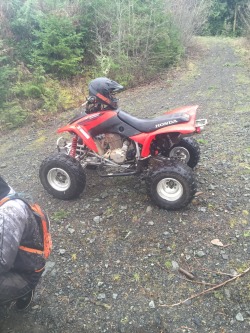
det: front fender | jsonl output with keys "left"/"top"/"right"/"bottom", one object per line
{"left": 57, "top": 124, "right": 98, "bottom": 152}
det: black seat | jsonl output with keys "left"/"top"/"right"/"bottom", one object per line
{"left": 118, "top": 110, "right": 190, "bottom": 133}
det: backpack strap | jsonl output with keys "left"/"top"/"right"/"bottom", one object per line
{"left": 26, "top": 203, "right": 52, "bottom": 259}
{"left": 0, "top": 195, "right": 52, "bottom": 259}
{"left": 0, "top": 196, "right": 13, "bottom": 206}
{"left": 0, "top": 193, "right": 20, "bottom": 206}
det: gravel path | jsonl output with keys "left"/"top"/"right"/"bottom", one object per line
{"left": 0, "top": 37, "right": 250, "bottom": 333}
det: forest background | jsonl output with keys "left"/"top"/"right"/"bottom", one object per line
{"left": 0, "top": 0, "right": 250, "bottom": 129}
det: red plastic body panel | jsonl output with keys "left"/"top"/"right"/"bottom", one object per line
{"left": 56, "top": 105, "right": 199, "bottom": 158}
{"left": 57, "top": 111, "right": 117, "bottom": 152}
{"left": 130, "top": 105, "right": 198, "bottom": 157}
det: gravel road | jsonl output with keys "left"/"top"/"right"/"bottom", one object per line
{"left": 0, "top": 37, "right": 250, "bottom": 333}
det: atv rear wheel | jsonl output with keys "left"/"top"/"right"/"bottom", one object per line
{"left": 39, "top": 154, "right": 86, "bottom": 200}
{"left": 169, "top": 137, "right": 200, "bottom": 168}
{"left": 146, "top": 161, "right": 196, "bottom": 210}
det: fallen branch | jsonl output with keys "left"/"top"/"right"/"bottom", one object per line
{"left": 178, "top": 267, "right": 195, "bottom": 280}
{"left": 160, "top": 266, "right": 250, "bottom": 307}
{"left": 88, "top": 298, "right": 111, "bottom": 309}
{"left": 199, "top": 267, "right": 235, "bottom": 277}
{"left": 157, "top": 262, "right": 216, "bottom": 286}
{"left": 178, "top": 275, "right": 216, "bottom": 287}
{"left": 193, "top": 257, "right": 236, "bottom": 277}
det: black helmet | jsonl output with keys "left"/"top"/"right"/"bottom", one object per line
{"left": 88, "top": 77, "right": 123, "bottom": 109}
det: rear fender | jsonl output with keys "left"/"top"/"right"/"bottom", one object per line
{"left": 164, "top": 105, "right": 199, "bottom": 116}
{"left": 131, "top": 106, "right": 199, "bottom": 158}
{"left": 57, "top": 124, "right": 98, "bottom": 152}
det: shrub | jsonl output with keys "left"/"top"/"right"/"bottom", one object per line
{"left": 0, "top": 103, "right": 27, "bottom": 129}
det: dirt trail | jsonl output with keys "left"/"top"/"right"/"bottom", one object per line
{"left": 0, "top": 37, "right": 250, "bottom": 333}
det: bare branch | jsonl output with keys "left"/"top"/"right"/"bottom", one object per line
{"left": 166, "top": 0, "right": 213, "bottom": 47}
{"left": 160, "top": 266, "right": 250, "bottom": 308}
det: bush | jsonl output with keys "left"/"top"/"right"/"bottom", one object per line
{"left": 0, "top": 40, "right": 16, "bottom": 109}
{"left": 0, "top": 103, "right": 28, "bottom": 129}
{"left": 91, "top": 0, "right": 183, "bottom": 86}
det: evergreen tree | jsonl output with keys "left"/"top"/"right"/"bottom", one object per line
{"left": 32, "top": 15, "right": 83, "bottom": 78}
{"left": 0, "top": 40, "right": 15, "bottom": 109}
{"left": 206, "top": 0, "right": 250, "bottom": 35}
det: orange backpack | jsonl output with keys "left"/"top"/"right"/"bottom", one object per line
{"left": 0, "top": 196, "right": 52, "bottom": 259}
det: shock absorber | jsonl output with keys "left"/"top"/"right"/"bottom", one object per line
{"left": 69, "top": 135, "right": 78, "bottom": 157}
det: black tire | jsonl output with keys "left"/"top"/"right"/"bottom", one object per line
{"left": 169, "top": 137, "right": 200, "bottom": 168}
{"left": 39, "top": 154, "right": 86, "bottom": 200}
{"left": 146, "top": 161, "right": 196, "bottom": 210}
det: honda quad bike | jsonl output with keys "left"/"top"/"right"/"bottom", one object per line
{"left": 39, "top": 77, "right": 207, "bottom": 210}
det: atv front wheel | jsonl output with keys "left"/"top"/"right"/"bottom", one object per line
{"left": 146, "top": 161, "right": 196, "bottom": 210}
{"left": 39, "top": 154, "right": 86, "bottom": 200}
{"left": 169, "top": 137, "right": 200, "bottom": 168}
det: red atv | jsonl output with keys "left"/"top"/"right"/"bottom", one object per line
{"left": 39, "top": 77, "right": 207, "bottom": 210}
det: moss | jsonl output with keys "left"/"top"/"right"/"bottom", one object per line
{"left": 236, "top": 73, "right": 250, "bottom": 85}
{"left": 27, "top": 135, "right": 47, "bottom": 150}
{"left": 52, "top": 209, "right": 70, "bottom": 222}
{"left": 165, "top": 261, "right": 172, "bottom": 269}
{"left": 213, "top": 291, "right": 224, "bottom": 300}
{"left": 236, "top": 263, "right": 249, "bottom": 274}
{"left": 113, "top": 274, "right": 121, "bottom": 282}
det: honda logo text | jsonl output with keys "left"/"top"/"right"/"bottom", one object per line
{"left": 155, "top": 120, "right": 178, "bottom": 128}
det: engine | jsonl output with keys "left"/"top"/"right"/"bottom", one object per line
{"left": 94, "top": 133, "right": 133, "bottom": 164}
